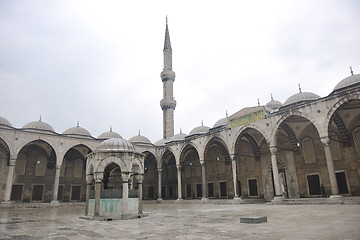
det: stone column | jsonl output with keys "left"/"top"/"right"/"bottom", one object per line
{"left": 3, "top": 158, "right": 16, "bottom": 203}
{"left": 121, "top": 172, "right": 130, "bottom": 215}
{"left": 135, "top": 174, "right": 144, "bottom": 214}
{"left": 270, "top": 148, "right": 282, "bottom": 198}
{"left": 200, "top": 161, "right": 208, "bottom": 201}
{"left": 321, "top": 137, "right": 340, "bottom": 198}
{"left": 94, "top": 179, "right": 102, "bottom": 217}
{"left": 176, "top": 165, "right": 182, "bottom": 200}
{"left": 51, "top": 164, "right": 61, "bottom": 204}
{"left": 84, "top": 174, "right": 94, "bottom": 216}
{"left": 157, "top": 168, "right": 163, "bottom": 201}
{"left": 231, "top": 158, "right": 239, "bottom": 198}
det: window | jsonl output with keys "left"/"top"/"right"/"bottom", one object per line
{"left": 32, "top": 185, "right": 44, "bottom": 201}
{"left": 208, "top": 183, "right": 214, "bottom": 198}
{"left": 302, "top": 137, "right": 316, "bottom": 164}
{"left": 196, "top": 183, "right": 202, "bottom": 198}
{"left": 71, "top": 186, "right": 81, "bottom": 201}
{"left": 248, "top": 179, "right": 258, "bottom": 197}
{"left": 220, "top": 181, "right": 227, "bottom": 197}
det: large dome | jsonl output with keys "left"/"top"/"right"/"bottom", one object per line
{"left": 98, "top": 129, "right": 122, "bottom": 140}
{"left": 63, "top": 125, "right": 91, "bottom": 137}
{"left": 333, "top": 74, "right": 360, "bottom": 91}
{"left": 189, "top": 125, "right": 210, "bottom": 135}
{"left": 97, "top": 137, "right": 135, "bottom": 152}
{"left": 0, "top": 116, "right": 12, "bottom": 127}
{"left": 129, "top": 133, "right": 152, "bottom": 144}
{"left": 23, "top": 119, "right": 55, "bottom": 132}
{"left": 284, "top": 92, "right": 320, "bottom": 106}
{"left": 213, "top": 117, "right": 227, "bottom": 128}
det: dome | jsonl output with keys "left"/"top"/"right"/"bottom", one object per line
{"left": 129, "top": 133, "right": 152, "bottom": 144}
{"left": 213, "top": 117, "right": 227, "bottom": 128}
{"left": 0, "top": 116, "right": 12, "bottom": 127}
{"left": 98, "top": 129, "right": 122, "bottom": 140}
{"left": 63, "top": 125, "right": 91, "bottom": 137}
{"left": 189, "top": 125, "right": 210, "bottom": 135}
{"left": 22, "top": 119, "right": 55, "bottom": 132}
{"left": 284, "top": 92, "right": 320, "bottom": 106}
{"left": 333, "top": 74, "right": 360, "bottom": 91}
{"left": 97, "top": 138, "right": 135, "bottom": 152}
{"left": 154, "top": 139, "right": 168, "bottom": 146}
{"left": 170, "top": 132, "right": 187, "bottom": 141}
{"left": 265, "top": 98, "right": 283, "bottom": 111}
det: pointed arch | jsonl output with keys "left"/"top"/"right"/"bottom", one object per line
{"left": 231, "top": 124, "right": 270, "bottom": 154}
{"left": 96, "top": 156, "right": 128, "bottom": 173}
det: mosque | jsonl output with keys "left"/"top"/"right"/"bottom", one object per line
{"left": 0, "top": 21, "right": 360, "bottom": 207}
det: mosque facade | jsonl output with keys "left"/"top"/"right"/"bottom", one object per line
{"left": 1, "top": 22, "right": 360, "bottom": 204}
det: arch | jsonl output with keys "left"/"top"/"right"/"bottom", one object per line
{"left": 0, "top": 137, "right": 11, "bottom": 165}
{"left": 203, "top": 136, "right": 230, "bottom": 161}
{"left": 14, "top": 137, "right": 58, "bottom": 159}
{"left": 231, "top": 124, "right": 270, "bottom": 154}
{"left": 96, "top": 156, "right": 128, "bottom": 173}
{"left": 234, "top": 128, "right": 268, "bottom": 161}
{"left": 271, "top": 112, "right": 322, "bottom": 146}
{"left": 131, "top": 156, "right": 144, "bottom": 174}
{"left": 180, "top": 143, "right": 200, "bottom": 164}
{"left": 327, "top": 93, "right": 360, "bottom": 120}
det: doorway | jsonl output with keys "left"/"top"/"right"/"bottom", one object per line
{"left": 307, "top": 174, "right": 321, "bottom": 195}
{"left": 336, "top": 172, "right": 349, "bottom": 194}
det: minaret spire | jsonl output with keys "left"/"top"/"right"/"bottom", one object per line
{"left": 160, "top": 17, "right": 176, "bottom": 139}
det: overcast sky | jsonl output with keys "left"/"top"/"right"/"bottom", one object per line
{"left": 0, "top": 0, "right": 359, "bottom": 142}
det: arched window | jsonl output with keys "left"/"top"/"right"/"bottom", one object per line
{"left": 330, "top": 133, "right": 342, "bottom": 160}
{"left": 353, "top": 127, "right": 360, "bottom": 156}
{"left": 302, "top": 137, "right": 316, "bottom": 164}
{"left": 35, "top": 156, "right": 47, "bottom": 176}
{"left": 73, "top": 159, "right": 83, "bottom": 178}
{"left": 15, "top": 154, "right": 27, "bottom": 175}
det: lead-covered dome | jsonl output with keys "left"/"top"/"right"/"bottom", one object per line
{"left": 97, "top": 137, "right": 135, "bottom": 152}
{"left": 129, "top": 133, "right": 152, "bottom": 144}
{"left": 63, "top": 124, "right": 91, "bottom": 137}
{"left": 170, "top": 132, "right": 187, "bottom": 141}
{"left": 23, "top": 119, "right": 55, "bottom": 132}
{"left": 284, "top": 92, "right": 320, "bottom": 106}
{"left": 0, "top": 116, "right": 12, "bottom": 127}
{"left": 154, "top": 139, "right": 168, "bottom": 146}
{"left": 98, "top": 128, "right": 122, "bottom": 140}
{"left": 189, "top": 125, "right": 210, "bottom": 135}
{"left": 333, "top": 74, "right": 360, "bottom": 92}
{"left": 265, "top": 96, "right": 283, "bottom": 111}
{"left": 213, "top": 117, "right": 227, "bottom": 128}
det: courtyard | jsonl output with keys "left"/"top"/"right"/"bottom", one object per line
{"left": 1, "top": 202, "right": 360, "bottom": 240}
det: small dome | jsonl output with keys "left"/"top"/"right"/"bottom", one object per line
{"left": 265, "top": 99, "right": 283, "bottom": 110}
{"left": 170, "top": 132, "right": 187, "bottom": 141}
{"left": 63, "top": 125, "right": 91, "bottom": 137}
{"left": 333, "top": 74, "right": 360, "bottom": 91}
{"left": 129, "top": 133, "right": 152, "bottom": 144}
{"left": 98, "top": 129, "right": 122, "bottom": 140}
{"left": 284, "top": 92, "right": 320, "bottom": 106}
{"left": 213, "top": 117, "right": 227, "bottom": 128}
{"left": 189, "top": 125, "right": 210, "bottom": 135}
{"left": 23, "top": 119, "right": 55, "bottom": 132}
{"left": 98, "top": 138, "right": 135, "bottom": 152}
{"left": 154, "top": 139, "right": 168, "bottom": 146}
{"left": 0, "top": 116, "right": 12, "bottom": 127}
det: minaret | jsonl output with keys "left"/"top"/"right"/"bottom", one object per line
{"left": 160, "top": 17, "right": 176, "bottom": 139}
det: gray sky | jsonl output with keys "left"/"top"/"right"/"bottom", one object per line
{"left": 1, "top": 0, "right": 360, "bottom": 142}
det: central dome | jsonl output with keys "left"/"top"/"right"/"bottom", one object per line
{"left": 98, "top": 138, "right": 135, "bottom": 152}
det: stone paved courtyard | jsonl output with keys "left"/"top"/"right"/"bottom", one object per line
{"left": 1, "top": 202, "right": 360, "bottom": 240}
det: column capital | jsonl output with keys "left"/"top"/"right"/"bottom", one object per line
{"left": 86, "top": 174, "right": 94, "bottom": 184}
{"left": 134, "top": 173, "right": 144, "bottom": 182}
{"left": 157, "top": 168, "right": 163, "bottom": 172}
{"left": 270, "top": 147, "right": 277, "bottom": 155}
{"left": 121, "top": 172, "right": 131, "bottom": 182}
{"left": 176, "top": 164, "right": 182, "bottom": 171}
{"left": 9, "top": 157, "right": 16, "bottom": 166}
{"left": 320, "top": 136, "right": 331, "bottom": 146}
{"left": 200, "top": 160, "right": 205, "bottom": 166}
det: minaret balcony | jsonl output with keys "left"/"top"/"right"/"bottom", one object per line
{"left": 161, "top": 70, "right": 175, "bottom": 82}
{"left": 160, "top": 99, "right": 177, "bottom": 110}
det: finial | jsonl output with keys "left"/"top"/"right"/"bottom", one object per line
{"left": 110, "top": 126, "right": 112, "bottom": 132}
{"left": 166, "top": 16, "right": 168, "bottom": 25}
{"left": 298, "top": 84, "right": 302, "bottom": 93}
{"left": 77, "top": 121, "right": 79, "bottom": 127}
{"left": 257, "top": 99, "right": 260, "bottom": 106}
{"left": 138, "top": 129, "right": 141, "bottom": 136}
{"left": 180, "top": 127, "right": 182, "bottom": 134}
{"left": 226, "top": 110, "right": 228, "bottom": 118}
{"left": 39, "top": 115, "right": 42, "bottom": 122}
{"left": 350, "top": 66, "right": 354, "bottom": 75}
{"left": 201, "top": 120, "right": 203, "bottom": 126}
{"left": 271, "top": 93, "right": 274, "bottom": 101}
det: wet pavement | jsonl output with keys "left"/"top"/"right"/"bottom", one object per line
{"left": 1, "top": 202, "right": 360, "bottom": 240}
